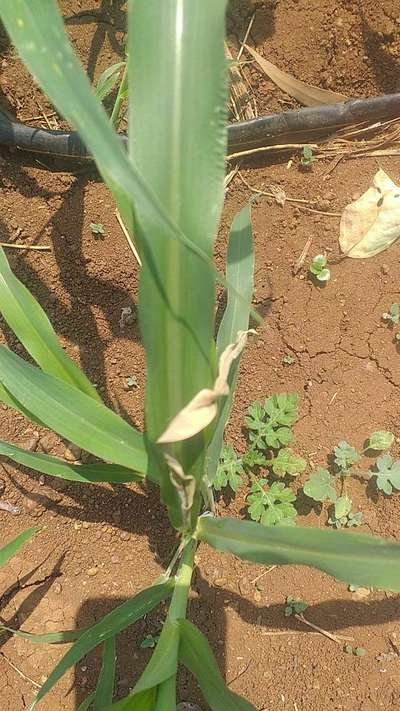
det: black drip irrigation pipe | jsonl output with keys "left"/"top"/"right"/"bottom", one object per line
{"left": 0, "top": 93, "right": 399, "bottom": 163}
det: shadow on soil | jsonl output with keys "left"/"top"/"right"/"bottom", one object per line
{"left": 69, "top": 570, "right": 400, "bottom": 708}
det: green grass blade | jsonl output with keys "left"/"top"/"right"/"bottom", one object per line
{"left": 0, "top": 527, "right": 37, "bottom": 567}
{"left": 178, "top": 619, "right": 255, "bottom": 711}
{"left": 154, "top": 677, "right": 176, "bottom": 711}
{"left": 132, "top": 622, "right": 179, "bottom": 695}
{"left": 1, "top": 625, "right": 83, "bottom": 645}
{"left": 95, "top": 62, "right": 125, "bottom": 102}
{"left": 128, "top": 0, "right": 228, "bottom": 527}
{"left": 0, "top": 439, "right": 143, "bottom": 484}
{"left": 0, "top": 246, "right": 100, "bottom": 401}
{"left": 107, "top": 689, "right": 156, "bottom": 711}
{"left": 28, "top": 580, "right": 174, "bottom": 710}
{"left": 198, "top": 516, "right": 400, "bottom": 591}
{"left": 93, "top": 637, "right": 116, "bottom": 711}
{"left": 206, "top": 204, "right": 254, "bottom": 481}
{"left": 77, "top": 693, "right": 96, "bottom": 711}
{"left": 0, "top": 381, "right": 43, "bottom": 425}
{"left": 0, "top": 347, "right": 147, "bottom": 474}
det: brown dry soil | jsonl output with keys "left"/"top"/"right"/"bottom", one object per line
{"left": 1, "top": 1, "right": 400, "bottom": 710}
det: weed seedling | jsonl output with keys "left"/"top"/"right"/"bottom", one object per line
{"left": 140, "top": 633, "right": 160, "bottom": 649}
{"left": 309, "top": 254, "right": 330, "bottom": 282}
{"left": 284, "top": 595, "right": 308, "bottom": 616}
{"left": 282, "top": 354, "right": 296, "bottom": 366}
{"left": 215, "top": 444, "right": 244, "bottom": 492}
{"left": 383, "top": 303, "right": 399, "bottom": 326}
{"left": 300, "top": 145, "right": 316, "bottom": 169}
{"left": 90, "top": 222, "right": 106, "bottom": 237}
{"left": 369, "top": 454, "right": 400, "bottom": 495}
{"left": 247, "top": 479, "right": 297, "bottom": 527}
{"left": 344, "top": 645, "right": 366, "bottom": 657}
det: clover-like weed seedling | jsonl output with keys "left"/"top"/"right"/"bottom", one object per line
{"left": 383, "top": 303, "right": 399, "bottom": 326}
{"left": 90, "top": 222, "right": 106, "bottom": 236}
{"left": 245, "top": 393, "right": 299, "bottom": 451}
{"left": 300, "top": 145, "right": 316, "bottom": 169}
{"left": 247, "top": 479, "right": 297, "bottom": 527}
{"left": 309, "top": 254, "right": 330, "bottom": 283}
{"left": 284, "top": 595, "right": 308, "bottom": 617}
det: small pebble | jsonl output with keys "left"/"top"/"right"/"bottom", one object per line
{"left": 64, "top": 442, "right": 82, "bottom": 461}
{"left": 87, "top": 567, "right": 98, "bottom": 577}
{"left": 120, "top": 531, "right": 130, "bottom": 541}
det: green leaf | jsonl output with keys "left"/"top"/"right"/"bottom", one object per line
{"left": 197, "top": 516, "right": 400, "bottom": 591}
{"left": 369, "top": 454, "right": 400, "bottom": 495}
{"left": 140, "top": 634, "right": 160, "bottom": 649}
{"left": 77, "top": 693, "right": 96, "bottom": 711}
{"left": 107, "top": 689, "right": 156, "bottom": 711}
{"left": 206, "top": 204, "right": 254, "bottom": 482}
{"left": 334, "top": 496, "right": 352, "bottom": 520}
{"left": 214, "top": 445, "right": 244, "bottom": 492}
{"left": 0, "top": 528, "right": 37, "bottom": 568}
{"left": 245, "top": 394, "right": 298, "bottom": 451}
{"left": 367, "top": 431, "right": 395, "bottom": 451}
{"left": 28, "top": 580, "right": 174, "bottom": 709}
{"left": 0, "top": 348, "right": 147, "bottom": 475}
{"left": 285, "top": 596, "right": 308, "bottom": 616}
{"left": 0, "top": 246, "right": 100, "bottom": 401}
{"left": 128, "top": 0, "right": 228, "bottom": 527}
{"left": 132, "top": 622, "right": 179, "bottom": 695}
{"left": 1, "top": 625, "right": 83, "bottom": 645}
{"left": 0, "top": 439, "right": 143, "bottom": 484}
{"left": 95, "top": 62, "right": 125, "bottom": 102}
{"left": 271, "top": 448, "right": 306, "bottom": 477}
{"left": 178, "top": 619, "right": 255, "bottom": 711}
{"left": 93, "top": 637, "right": 116, "bottom": 711}
{"left": 383, "top": 303, "right": 399, "bottom": 325}
{"left": 333, "top": 441, "right": 360, "bottom": 470}
{"left": 303, "top": 468, "right": 336, "bottom": 502}
{"left": 247, "top": 480, "right": 297, "bottom": 527}
{"left": 242, "top": 448, "right": 268, "bottom": 470}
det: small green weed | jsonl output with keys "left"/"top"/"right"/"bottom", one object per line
{"left": 284, "top": 595, "right": 308, "bottom": 616}
{"left": 282, "top": 354, "right": 296, "bottom": 366}
{"left": 90, "top": 222, "right": 106, "bottom": 237}
{"left": 309, "top": 254, "right": 330, "bottom": 283}
{"left": 247, "top": 479, "right": 297, "bottom": 527}
{"left": 216, "top": 392, "right": 304, "bottom": 527}
{"left": 140, "top": 633, "right": 160, "bottom": 649}
{"left": 300, "top": 145, "right": 316, "bottom": 169}
{"left": 344, "top": 644, "right": 366, "bottom": 657}
{"left": 303, "top": 431, "right": 396, "bottom": 527}
{"left": 383, "top": 303, "right": 399, "bottom": 326}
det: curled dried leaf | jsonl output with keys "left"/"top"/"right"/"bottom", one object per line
{"left": 339, "top": 169, "right": 400, "bottom": 258}
{"left": 244, "top": 45, "right": 347, "bottom": 106}
{"left": 157, "top": 330, "right": 255, "bottom": 444}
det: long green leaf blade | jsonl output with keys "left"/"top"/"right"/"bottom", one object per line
{"left": 178, "top": 619, "right": 255, "bottom": 711}
{"left": 132, "top": 622, "right": 179, "bottom": 695}
{"left": 1, "top": 625, "right": 83, "bottom": 645}
{"left": 0, "top": 439, "right": 142, "bottom": 484}
{"left": 206, "top": 204, "right": 254, "bottom": 481}
{"left": 0, "top": 347, "right": 147, "bottom": 475}
{"left": 128, "top": 0, "right": 228, "bottom": 527}
{"left": 198, "top": 516, "right": 400, "bottom": 591}
{"left": 29, "top": 581, "right": 174, "bottom": 709}
{"left": 0, "top": 246, "right": 100, "bottom": 401}
{"left": 93, "top": 637, "right": 116, "bottom": 711}
{"left": 77, "top": 693, "right": 96, "bottom": 711}
{"left": 0, "top": 528, "right": 37, "bottom": 568}
{"left": 107, "top": 689, "right": 156, "bottom": 711}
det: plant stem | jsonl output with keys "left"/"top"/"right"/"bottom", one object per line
{"left": 110, "top": 63, "right": 127, "bottom": 129}
{"left": 167, "top": 538, "right": 195, "bottom": 622}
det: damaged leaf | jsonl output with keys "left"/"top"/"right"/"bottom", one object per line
{"left": 157, "top": 331, "right": 254, "bottom": 444}
{"left": 244, "top": 45, "right": 347, "bottom": 106}
{"left": 340, "top": 169, "right": 400, "bottom": 259}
